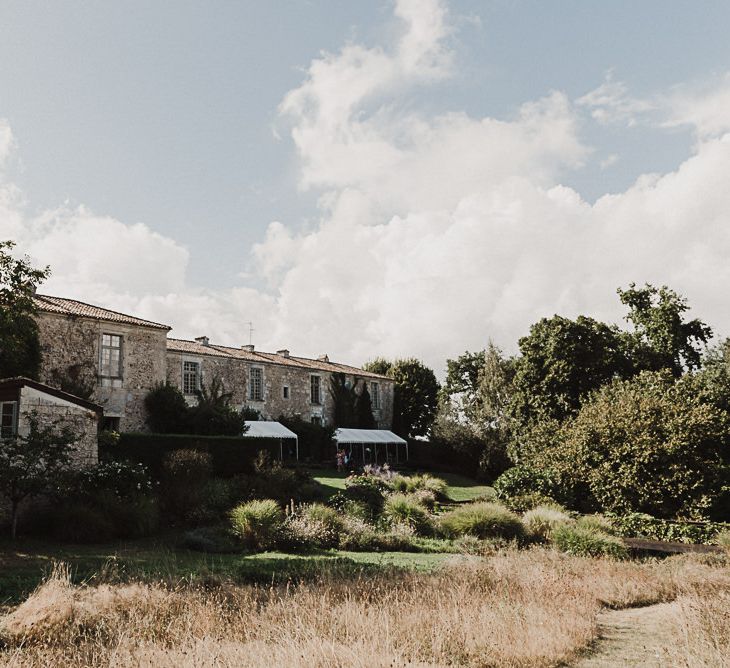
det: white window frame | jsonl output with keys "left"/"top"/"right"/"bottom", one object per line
{"left": 182, "top": 360, "right": 201, "bottom": 395}
{"left": 249, "top": 367, "right": 264, "bottom": 401}
{"left": 100, "top": 333, "right": 123, "bottom": 379}
{"left": 370, "top": 381, "right": 380, "bottom": 409}
{"left": 310, "top": 375, "right": 322, "bottom": 405}
{"left": 0, "top": 401, "right": 18, "bottom": 438}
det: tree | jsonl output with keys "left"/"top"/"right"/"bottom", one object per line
{"left": 509, "top": 315, "right": 630, "bottom": 430}
{"left": 144, "top": 382, "right": 190, "bottom": 433}
{"left": 364, "top": 358, "right": 439, "bottom": 437}
{"left": 190, "top": 375, "right": 247, "bottom": 435}
{"left": 354, "top": 382, "right": 376, "bottom": 429}
{"left": 329, "top": 372, "right": 356, "bottom": 428}
{"left": 0, "top": 240, "right": 50, "bottom": 379}
{"left": 0, "top": 412, "right": 79, "bottom": 538}
{"left": 521, "top": 371, "right": 730, "bottom": 519}
{"left": 618, "top": 283, "right": 713, "bottom": 377}
{"left": 442, "top": 350, "right": 486, "bottom": 424}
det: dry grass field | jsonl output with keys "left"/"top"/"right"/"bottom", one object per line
{"left": 1, "top": 547, "right": 728, "bottom": 667}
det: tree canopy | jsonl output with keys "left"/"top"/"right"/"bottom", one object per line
{"left": 0, "top": 240, "right": 50, "bottom": 379}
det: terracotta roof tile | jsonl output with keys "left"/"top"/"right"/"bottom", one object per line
{"left": 167, "top": 338, "right": 390, "bottom": 379}
{"left": 34, "top": 295, "right": 171, "bottom": 330}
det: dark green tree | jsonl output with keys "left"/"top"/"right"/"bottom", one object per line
{"left": 509, "top": 315, "right": 631, "bottom": 430}
{"left": 0, "top": 411, "right": 78, "bottom": 538}
{"left": 618, "top": 283, "right": 713, "bottom": 377}
{"left": 190, "top": 375, "right": 247, "bottom": 435}
{"left": 354, "top": 382, "right": 376, "bottom": 429}
{"left": 144, "top": 382, "right": 189, "bottom": 433}
{"left": 0, "top": 240, "right": 50, "bottom": 379}
{"left": 329, "top": 372, "right": 356, "bottom": 428}
{"left": 365, "top": 358, "right": 439, "bottom": 437}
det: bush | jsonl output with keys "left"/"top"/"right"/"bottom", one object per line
{"left": 522, "top": 505, "right": 572, "bottom": 541}
{"left": 161, "top": 449, "right": 212, "bottom": 522}
{"left": 58, "top": 461, "right": 154, "bottom": 501}
{"left": 717, "top": 530, "right": 730, "bottom": 551}
{"left": 551, "top": 524, "right": 627, "bottom": 559}
{"left": 50, "top": 503, "right": 115, "bottom": 543}
{"left": 609, "top": 512, "right": 729, "bottom": 545}
{"left": 503, "top": 492, "right": 560, "bottom": 514}
{"left": 342, "top": 474, "right": 388, "bottom": 519}
{"left": 229, "top": 499, "right": 284, "bottom": 550}
{"left": 337, "top": 516, "right": 380, "bottom": 551}
{"left": 144, "top": 382, "right": 189, "bottom": 433}
{"left": 493, "top": 466, "right": 556, "bottom": 502}
{"left": 281, "top": 503, "right": 346, "bottom": 550}
{"left": 181, "top": 525, "right": 240, "bottom": 553}
{"left": 439, "top": 502, "right": 524, "bottom": 540}
{"left": 382, "top": 493, "right": 433, "bottom": 535}
{"left": 576, "top": 514, "right": 616, "bottom": 535}
{"left": 96, "top": 492, "right": 160, "bottom": 538}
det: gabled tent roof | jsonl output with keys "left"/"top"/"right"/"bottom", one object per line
{"left": 334, "top": 428, "right": 406, "bottom": 445}
{"left": 243, "top": 421, "right": 298, "bottom": 439}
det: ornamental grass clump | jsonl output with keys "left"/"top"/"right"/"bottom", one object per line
{"left": 551, "top": 523, "right": 627, "bottom": 559}
{"left": 284, "top": 503, "right": 345, "bottom": 549}
{"left": 229, "top": 499, "right": 283, "bottom": 550}
{"left": 383, "top": 493, "right": 433, "bottom": 536}
{"left": 439, "top": 502, "right": 524, "bottom": 540}
{"left": 522, "top": 505, "right": 573, "bottom": 541}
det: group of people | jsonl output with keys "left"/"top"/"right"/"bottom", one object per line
{"left": 335, "top": 448, "right": 351, "bottom": 472}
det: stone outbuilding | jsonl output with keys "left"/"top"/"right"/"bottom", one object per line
{"left": 0, "top": 377, "right": 102, "bottom": 466}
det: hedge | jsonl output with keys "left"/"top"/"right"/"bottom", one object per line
{"left": 608, "top": 512, "right": 730, "bottom": 545}
{"left": 102, "top": 433, "right": 281, "bottom": 479}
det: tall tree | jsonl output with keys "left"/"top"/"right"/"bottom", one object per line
{"left": 329, "top": 372, "right": 356, "bottom": 428}
{"left": 618, "top": 283, "right": 713, "bottom": 376}
{"left": 364, "top": 358, "right": 440, "bottom": 437}
{"left": 509, "top": 315, "right": 630, "bottom": 429}
{"left": 354, "top": 382, "right": 376, "bottom": 429}
{"left": 0, "top": 240, "right": 50, "bottom": 379}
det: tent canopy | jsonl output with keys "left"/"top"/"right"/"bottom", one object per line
{"left": 334, "top": 428, "right": 406, "bottom": 445}
{"left": 243, "top": 421, "right": 297, "bottom": 439}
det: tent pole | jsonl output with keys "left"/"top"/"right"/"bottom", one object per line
{"left": 406, "top": 440, "right": 409, "bottom": 462}
{"left": 280, "top": 438, "right": 283, "bottom": 462}
{"left": 296, "top": 436, "right": 299, "bottom": 462}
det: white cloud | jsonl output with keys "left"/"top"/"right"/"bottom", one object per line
{"left": 3, "top": 1, "right": 730, "bottom": 375}
{"left": 664, "top": 73, "right": 730, "bottom": 139}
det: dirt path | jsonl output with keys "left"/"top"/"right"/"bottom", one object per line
{"left": 571, "top": 600, "right": 680, "bottom": 667}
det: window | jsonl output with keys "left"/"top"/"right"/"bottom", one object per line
{"left": 0, "top": 401, "right": 17, "bottom": 438}
{"left": 310, "top": 375, "right": 321, "bottom": 404}
{"left": 249, "top": 367, "right": 263, "bottom": 401}
{"left": 311, "top": 415, "right": 322, "bottom": 426}
{"left": 370, "top": 382, "right": 380, "bottom": 409}
{"left": 182, "top": 361, "right": 200, "bottom": 395}
{"left": 100, "top": 334, "right": 122, "bottom": 378}
{"left": 101, "top": 416, "right": 120, "bottom": 432}
{"left": 283, "top": 385, "right": 290, "bottom": 399}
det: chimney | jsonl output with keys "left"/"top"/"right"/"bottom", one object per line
{"left": 242, "top": 344, "right": 255, "bottom": 352}
{"left": 195, "top": 336, "right": 210, "bottom": 346}
{"left": 318, "top": 354, "right": 329, "bottom": 362}
{"left": 276, "top": 349, "right": 290, "bottom": 358}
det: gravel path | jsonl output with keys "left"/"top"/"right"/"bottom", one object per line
{"left": 571, "top": 601, "right": 680, "bottom": 667}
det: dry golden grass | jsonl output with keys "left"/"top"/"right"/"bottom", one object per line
{"left": 1, "top": 549, "right": 728, "bottom": 667}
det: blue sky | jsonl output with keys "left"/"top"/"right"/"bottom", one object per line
{"left": 2, "top": 1, "right": 730, "bottom": 370}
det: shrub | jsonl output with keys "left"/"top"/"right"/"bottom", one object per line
{"left": 411, "top": 488, "right": 437, "bottom": 511}
{"left": 551, "top": 524, "right": 627, "bottom": 559}
{"left": 609, "top": 512, "right": 729, "bottom": 545}
{"left": 282, "top": 503, "right": 346, "bottom": 550}
{"left": 229, "top": 499, "right": 284, "bottom": 550}
{"left": 96, "top": 492, "right": 160, "bottom": 538}
{"left": 342, "top": 475, "right": 388, "bottom": 519}
{"left": 439, "top": 502, "right": 524, "bottom": 540}
{"left": 337, "top": 516, "right": 380, "bottom": 551}
{"left": 50, "top": 503, "right": 115, "bottom": 543}
{"left": 382, "top": 493, "right": 432, "bottom": 535}
{"left": 161, "top": 449, "right": 212, "bottom": 522}
{"left": 58, "top": 461, "right": 154, "bottom": 501}
{"left": 522, "top": 505, "right": 572, "bottom": 541}
{"left": 144, "top": 382, "right": 189, "bottom": 433}
{"left": 493, "top": 466, "right": 556, "bottom": 502}
{"left": 717, "top": 530, "right": 730, "bottom": 552}
{"left": 181, "top": 526, "right": 240, "bottom": 553}
{"left": 576, "top": 514, "right": 616, "bottom": 535}
{"left": 503, "top": 492, "right": 560, "bottom": 514}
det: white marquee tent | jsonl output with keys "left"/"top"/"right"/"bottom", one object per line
{"left": 334, "top": 428, "right": 408, "bottom": 464}
{"left": 243, "top": 420, "right": 299, "bottom": 461}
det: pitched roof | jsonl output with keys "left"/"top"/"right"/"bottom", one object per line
{"left": 166, "top": 338, "right": 390, "bottom": 380}
{"left": 0, "top": 377, "right": 103, "bottom": 413}
{"left": 34, "top": 295, "right": 171, "bottom": 330}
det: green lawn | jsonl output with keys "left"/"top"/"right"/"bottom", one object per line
{"left": 0, "top": 536, "right": 457, "bottom": 605}
{"left": 309, "top": 468, "right": 494, "bottom": 503}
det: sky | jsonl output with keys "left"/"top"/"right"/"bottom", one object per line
{"left": 2, "top": 0, "right": 730, "bottom": 374}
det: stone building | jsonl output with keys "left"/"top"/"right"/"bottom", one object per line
{"left": 0, "top": 377, "right": 101, "bottom": 466}
{"left": 32, "top": 295, "right": 394, "bottom": 432}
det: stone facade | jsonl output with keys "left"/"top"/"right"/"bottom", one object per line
{"left": 167, "top": 341, "right": 394, "bottom": 428}
{"left": 32, "top": 296, "right": 394, "bottom": 432}
{"left": 35, "top": 309, "right": 168, "bottom": 432}
{"left": 0, "top": 379, "right": 100, "bottom": 466}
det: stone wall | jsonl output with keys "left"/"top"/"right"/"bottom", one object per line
{"left": 18, "top": 385, "right": 99, "bottom": 466}
{"left": 165, "top": 349, "right": 394, "bottom": 428}
{"left": 35, "top": 313, "right": 168, "bottom": 432}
